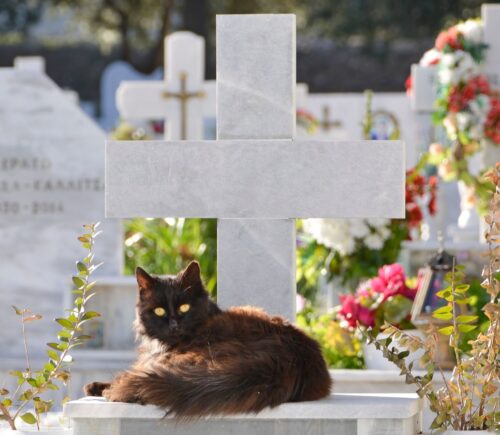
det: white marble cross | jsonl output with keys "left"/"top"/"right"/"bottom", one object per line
{"left": 116, "top": 31, "right": 215, "bottom": 140}
{"left": 106, "top": 14, "right": 405, "bottom": 321}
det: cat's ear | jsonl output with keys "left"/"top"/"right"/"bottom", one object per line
{"left": 179, "top": 261, "right": 202, "bottom": 289}
{"left": 136, "top": 267, "right": 155, "bottom": 296}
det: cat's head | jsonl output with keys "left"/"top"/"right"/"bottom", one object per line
{"left": 134, "top": 261, "right": 210, "bottom": 345}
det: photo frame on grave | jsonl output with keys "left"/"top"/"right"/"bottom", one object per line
{"left": 369, "top": 110, "right": 401, "bottom": 140}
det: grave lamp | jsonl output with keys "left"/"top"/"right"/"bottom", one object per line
{"left": 411, "top": 236, "right": 456, "bottom": 369}
{"left": 411, "top": 240, "right": 455, "bottom": 324}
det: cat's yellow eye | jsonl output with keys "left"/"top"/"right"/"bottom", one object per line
{"left": 179, "top": 304, "right": 190, "bottom": 314}
{"left": 154, "top": 307, "right": 166, "bottom": 317}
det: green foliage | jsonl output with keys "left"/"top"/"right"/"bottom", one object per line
{"left": 0, "top": 224, "right": 102, "bottom": 430}
{"left": 367, "top": 168, "right": 500, "bottom": 432}
{"left": 297, "top": 308, "right": 364, "bottom": 369}
{"left": 124, "top": 218, "right": 217, "bottom": 296}
{"left": 297, "top": 220, "right": 407, "bottom": 295}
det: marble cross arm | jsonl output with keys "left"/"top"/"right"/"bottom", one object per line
{"left": 116, "top": 81, "right": 216, "bottom": 119}
{"left": 105, "top": 139, "right": 405, "bottom": 219}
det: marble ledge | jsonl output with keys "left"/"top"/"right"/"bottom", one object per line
{"left": 65, "top": 393, "right": 422, "bottom": 420}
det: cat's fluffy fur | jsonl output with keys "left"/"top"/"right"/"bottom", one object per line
{"left": 84, "top": 261, "right": 332, "bottom": 417}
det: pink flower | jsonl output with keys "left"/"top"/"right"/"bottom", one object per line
{"left": 369, "top": 277, "right": 386, "bottom": 294}
{"left": 378, "top": 263, "right": 405, "bottom": 283}
{"left": 357, "top": 306, "right": 375, "bottom": 328}
{"left": 338, "top": 294, "right": 359, "bottom": 328}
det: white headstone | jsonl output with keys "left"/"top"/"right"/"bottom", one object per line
{"left": 14, "top": 56, "right": 46, "bottom": 72}
{"left": 105, "top": 14, "right": 405, "bottom": 321}
{"left": 116, "top": 32, "right": 216, "bottom": 140}
{"left": 0, "top": 69, "right": 122, "bottom": 358}
{"left": 298, "top": 92, "right": 419, "bottom": 167}
{"left": 483, "top": 4, "right": 500, "bottom": 87}
{"left": 100, "top": 61, "right": 163, "bottom": 130}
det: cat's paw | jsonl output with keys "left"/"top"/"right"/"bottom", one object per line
{"left": 84, "top": 381, "right": 111, "bottom": 397}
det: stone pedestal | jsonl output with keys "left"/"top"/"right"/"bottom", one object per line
{"left": 65, "top": 393, "right": 422, "bottom": 435}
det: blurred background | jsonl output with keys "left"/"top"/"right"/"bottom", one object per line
{"left": 1, "top": 0, "right": 495, "bottom": 111}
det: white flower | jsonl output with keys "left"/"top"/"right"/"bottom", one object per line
{"left": 456, "top": 112, "right": 472, "bottom": 130}
{"left": 419, "top": 48, "right": 442, "bottom": 66}
{"left": 377, "top": 226, "right": 391, "bottom": 241}
{"left": 366, "top": 218, "right": 390, "bottom": 228}
{"left": 349, "top": 219, "right": 370, "bottom": 239}
{"left": 456, "top": 19, "right": 483, "bottom": 44}
{"left": 365, "top": 233, "right": 384, "bottom": 250}
{"left": 438, "top": 51, "right": 479, "bottom": 85}
{"left": 303, "top": 219, "right": 354, "bottom": 255}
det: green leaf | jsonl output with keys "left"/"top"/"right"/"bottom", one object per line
{"left": 27, "top": 378, "right": 38, "bottom": 387}
{"left": 81, "top": 311, "right": 101, "bottom": 321}
{"left": 398, "top": 350, "right": 410, "bottom": 359}
{"left": 56, "top": 318, "right": 74, "bottom": 329}
{"left": 458, "top": 324, "right": 477, "bottom": 333}
{"left": 432, "top": 312, "right": 453, "bottom": 320}
{"left": 433, "top": 305, "right": 452, "bottom": 315}
{"left": 2, "top": 398, "right": 12, "bottom": 407}
{"left": 456, "top": 315, "right": 477, "bottom": 324}
{"left": 435, "top": 289, "right": 451, "bottom": 299}
{"left": 455, "top": 284, "right": 470, "bottom": 293}
{"left": 72, "top": 276, "right": 85, "bottom": 289}
{"left": 438, "top": 326, "right": 454, "bottom": 336}
{"left": 77, "top": 261, "right": 88, "bottom": 274}
{"left": 47, "top": 349, "right": 59, "bottom": 362}
{"left": 44, "top": 362, "right": 56, "bottom": 373}
{"left": 47, "top": 342, "right": 61, "bottom": 351}
{"left": 20, "top": 412, "right": 37, "bottom": 425}
{"left": 58, "top": 329, "right": 71, "bottom": 339}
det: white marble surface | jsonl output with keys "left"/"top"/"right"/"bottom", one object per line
{"left": 106, "top": 139, "right": 405, "bottom": 219}
{"left": 216, "top": 14, "right": 296, "bottom": 140}
{"left": 410, "top": 65, "right": 437, "bottom": 113}
{"left": 483, "top": 4, "right": 500, "bottom": 86}
{"left": 14, "top": 56, "right": 46, "bottom": 72}
{"left": 218, "top": 219, "right": 296, "bottom": 320}
{"left": 65, "top": 393, "right": 422, "bottom": 435}
{"left": 116, "top": 32, "right": 216, "bottom": 140}
{"left": 100, "top": 61, "right": 162, "bottom": 130}
{"left": 0, "top": 69, "right": 122, "bottom": 358}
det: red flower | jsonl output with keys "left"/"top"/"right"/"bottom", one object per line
{"left": 405, "top": 74, "right": 413, "bottom": 95}
{"left": 485, "top": 97, "right": 500, "bottom": 144}
{"left": 435, "top": 26, "right": 462, "bottom": 51}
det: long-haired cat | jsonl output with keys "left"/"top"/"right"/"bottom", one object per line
{"left": 84, "top": 261, "right": 332, "bottom": 417}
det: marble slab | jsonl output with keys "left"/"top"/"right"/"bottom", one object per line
{"left": 217, "top": 219, "right": 296, "bottom": 319}
{"left": 106, "top": 139, "right": 405, "bottom": 219}
{"left": 216, "top": 14, "right": 296, "bottom": 140}
{"left": 483, "top": 4, "right": 500, "bottom": 87}
{"left": 65, "top": 393, "right": 422, "bottom": 435}
{"left": 0, "top": 69, "right": 121, "bottom": 358}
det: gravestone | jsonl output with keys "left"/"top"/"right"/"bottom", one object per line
{"left": 298, "top": 92, "right": 419, "bottom": 168}
{"left": 117, "top": 31, "right": 216, "bottom": 140}
{"left": 106, "top": 14, "right": 404, "bottom": 321}
{"left": 14, "top": 56, "right": 46, "bottom": 72}
{"left": 0, "top": 68, "right": 122, "bottom": 359}
{"left": 100, "top": 61, "right": 163, "bottom": 131}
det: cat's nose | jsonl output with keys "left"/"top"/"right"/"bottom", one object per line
{"left": 169, "top": 319, "right": 179, "bottom": 329}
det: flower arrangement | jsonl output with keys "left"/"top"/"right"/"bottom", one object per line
{"left": 368, "top": 165, "right": 500, "bottom": 432}
{"left": 405, "top": 168, "right": 438, "bottom": 238}
{"left": 296, "top": 108, "right": 319, "bottom": 134}
{"left": 337, "top": 264, "right": 418, "bottom": 332}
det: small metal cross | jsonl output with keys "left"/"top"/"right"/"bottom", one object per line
{"left": 162, "top": 71, "right": 206, "bottom": 140}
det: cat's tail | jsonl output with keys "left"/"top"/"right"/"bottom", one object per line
{"left": 125, "top": 358, "right": 328, "bottom": 418}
